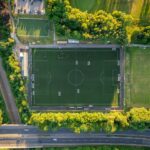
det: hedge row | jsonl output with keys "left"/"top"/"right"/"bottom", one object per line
{"left": 0, "top": 110, "right": 2, "bottom": 125}
{"left": 29, "top": 107, "right": 150, "bottom": 133}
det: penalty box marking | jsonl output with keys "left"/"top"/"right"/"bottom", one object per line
{"left": 58, "top": 89, "right": 80, "bottom": 96}
{"left": 75, "top": 60, "right": 91, "bottom": 66}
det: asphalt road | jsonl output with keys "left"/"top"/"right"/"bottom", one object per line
{"left": 0, "top": 125, "right": 149, "bottom": 148}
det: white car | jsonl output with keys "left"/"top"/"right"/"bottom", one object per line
{"left": 52, "top": 138, "right": 58, "bottom": 142}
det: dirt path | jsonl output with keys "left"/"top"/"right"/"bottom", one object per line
{"left": 0, "top": 58, "right": 21, "bottom": 124}
{"left": 8, "top": 0, "right": 22, "bottom": 45}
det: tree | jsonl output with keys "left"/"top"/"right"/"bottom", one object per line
{"left": 0, "top": 110, "right": 3, "bottom": 125}
{"left": 127, "top": 107, "right": 150, "bottom": 130}
{"left": 45, "top": 0, "right": 133, "bottom": 44}
{"left": 131, "top": 26, "right": 150, "bottom": 44}
{"left": 29, "top": 108, "right": 150, "bottom": 133}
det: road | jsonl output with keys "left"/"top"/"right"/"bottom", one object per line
{"left": 0, "top": 58, "right": 21, "bottom": 123}
{"left": 0, "top": 125, "right": 149, "bottom": 148}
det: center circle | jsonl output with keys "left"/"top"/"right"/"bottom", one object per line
{"left": 68, "top": 69, "right": 84, "bottom": 86}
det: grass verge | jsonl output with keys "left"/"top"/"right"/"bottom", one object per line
{"left": 125, "top": 46, "right": 150, "bottom": 108}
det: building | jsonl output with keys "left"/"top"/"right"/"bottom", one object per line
{"left": 14, "top": 0, "right": 45, "bottom": 15}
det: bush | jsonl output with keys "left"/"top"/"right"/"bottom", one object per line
{"left": 127, "top": 107, "right": 150, "bottom": 130}
{"left": 29, "top": 108, "right": 150, "bottom": 133}
{"left": 45, "top": 0, "right": 133, "bottom": 44}
{"left": 131, "top": 26, "right": 150, "bottom": 44}
{"left": 0, "top": 110, "right": 3, "bottom": 125}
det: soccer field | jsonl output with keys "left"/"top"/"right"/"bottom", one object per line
{"left": 17, "top": 18, "right": 49, "bottom": 37}
{"left": 30, "top": 47, "right": 120, "bottom": 107}
{"left": 70, "top": 0, "right": 150, "bottom": 21}
{"left": 126, "top": 47, "right": 150, "bottom": 107}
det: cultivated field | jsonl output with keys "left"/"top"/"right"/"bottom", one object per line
{"left": 70, "top": 0, "right": 150, "bottom": 21}
{"left": 126, "top": 47, "right": 150, "bottom": 107}
{"left": 30, "top": 47, "right": 120, "bottom": 107}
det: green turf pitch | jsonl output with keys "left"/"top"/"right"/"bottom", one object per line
{"left": 31, "top": 48, "right": 120, "bottom": 106}
{"left": 17, "top": 18, "right": 49, "bottom": 37}
{"left": 126, "top": 47, "right": 150, "bottom": 107}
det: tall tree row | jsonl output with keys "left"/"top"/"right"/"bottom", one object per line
{"left": 46, "top": 0, "right": 133, "bottom": 44}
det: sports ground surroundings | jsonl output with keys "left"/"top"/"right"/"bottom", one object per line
{"left": 14, "top": 0, "right": 149, "bottom": 110}
{"left": 126, "top": 46, "right": 150, "bottom": 108}
{"left": 16, "top": 17, "right": 53, "bottom": 44}
{"left": 70, "top": 0, "right": 150, "bottom": 22}
{"left": 29, "top": 46, "right": 121, "bottom": 108}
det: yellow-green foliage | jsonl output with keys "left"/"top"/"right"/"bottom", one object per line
{"left": 127, "top": 108, "right": 150, "bottom": 129}
{"left": 7, "top": 54, "right": 25, "bottom": 95}
{"left": 6, "top": 53, "right": 30, "bottom": 122}
{"left": 29, "top": 111, "right": 127, "bottom": 133}
{"left": 46, "top": 0, "right": 133, "bottom": 43}
{"left": 29, "top": 108, "right": 150, "bottom": 133}
{"left": 131, "top": 26, "right": 150, "bottom": 44}
{"left": 0, "top": 110, "right": 3, "bottom": 125}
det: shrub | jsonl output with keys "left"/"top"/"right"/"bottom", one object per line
{"left": 45, "top": 0, "right": 133, "bottom": 44}
{"left": 29, "top": 108, "right": 150, "bottom": 133}
{"left": 131, "top": 26, "right": 150, "bottom": 44}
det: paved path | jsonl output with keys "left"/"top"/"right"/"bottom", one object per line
{"left": 129, "top": 44, "right": 150, "bottom": 48}
{"left": 0, "top": 58, "right": 21, "bottom": 123}
{"left": 8, "top": 0, "right": 23, "bottom": 46}
{"left": 0, "top": 125, "right": 149, "bottom": 148}
{"left": 8, "top": 0, "right": 15, "bottom": 34}
{"left": 29, "top": 44, "right": 121, "bottom": 49}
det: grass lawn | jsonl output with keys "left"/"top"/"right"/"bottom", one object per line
{"left": 31, "top": 48, "right": 120, "bottom": 107}
{"left": 70, "top": 0, "right": 150, "bottom": 21}
{"left": 125, "top": 46, "right": 150, "bottom": 108}
{"left": 16, "top": 17, "right": 53, "bottom": 44}
{"left": 17, "top": 18, "right": 49, "bottom": 37}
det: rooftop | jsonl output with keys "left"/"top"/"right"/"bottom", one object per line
{"left": 14, "top": 0, "right": 45, "bottom": 15}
